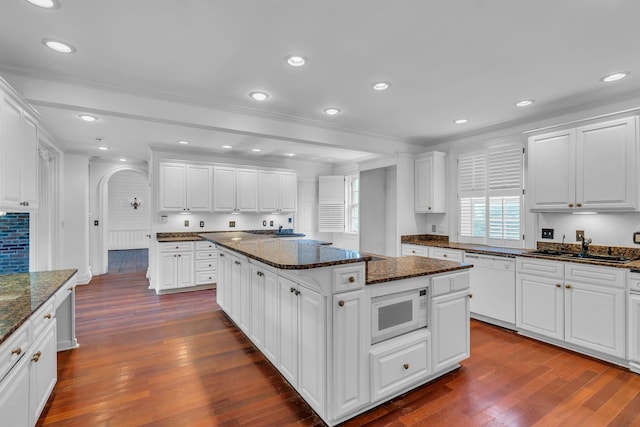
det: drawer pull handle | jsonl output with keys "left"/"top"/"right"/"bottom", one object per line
{"left": 294, "top": 290, "right": 300, "bottom": 296}
{"left": 556, "top": 283, "right": 561, "bottom": 288}
{"left": 338, "top": 300, "right": 345, "bottom": 307}
{"left": 568, "top": 203, "right": 574, "bottom": 208}
{"left": 348, "top": 276, "right": 355, "bottom": 283}
{"left": 44, "top": 313, "right": 52, "bottom": 319}
{"left": 576, "top": 203, "right": 582, "bottom": 208}
{"left": 468, "top": 293, "right": 473, "bottom": 299}
{"left": 443, "top": 254, "right": 448, "bottom": 258}
{"left": 565, "top": 284, "right": 572, "bottom": 289}
{"left": 31, "top": 351, "right": 42, "bottom": 362}
{"left": 220, "top": 254, "right": 224, "bottom": 257}
{"left": 234, "top": 261, "right": 241, "bottom": 265}
{"left": 403, "top": 363, "right": 409, "bottom": 370}
{"left": 11, "top": 347, "right": 21, "bottom": 355}
{"left": 290, "top": 287, "right": 295, "bottom": 293}
{"left": 175, "top": 246, "right": 179, "bottom": 249}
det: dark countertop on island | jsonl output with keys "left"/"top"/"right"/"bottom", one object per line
{"left": 366, "top": 255, "right": 473, "bottom": 285}
{"left": 0, "top": 269, "right": 78, "bottom": 345}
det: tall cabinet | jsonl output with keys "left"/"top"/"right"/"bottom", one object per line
{"left": 414, "top": 151, "right": 446, "bottom": 213}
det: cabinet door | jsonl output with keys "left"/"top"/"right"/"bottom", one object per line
{"left": 278, "top": 172, "right": 297, "bottom": 212}
{"left": 577, "top": 117, "right": 638, "bottom": 210}
{"left": 528, "top": 130, "right": 575, "bottom": 211}
{"left": 186, "top": 165, "right": 212, "bottom": 211}
{"left": 213, "top": 166, "right": 236, "bottom": 212}
{"left": 262, "top": 269, "right": 279, "bottom": 364}
{"left": 298, "top": 286, "right": 325, "bottom": 416}
{"left": 629, "top": 294, "right": 640, "bottom": 363}
{"left": 415, "top": 155, "right": 434, "bottom": 213}
{"left": 432, "top": 290, "right": 470, "bottom": 372}
{"left": 564, "top": 282, "right": 625, "bottom": 358}
{"left": 230, "top": 256, "right": 242, "bottom": 323}
{"left": 258, "top": 170, "right": 279, "bottom": 212}
{"left": 22, "top": 112, "right": 38, "bottom": 209}
{"left": 249, "top": 265, "right": 265, "bottom": 348}
{"left": 158, "top": 163, "right": 186, "bottom": 211}
{"left": 30, "top": 321, "right": 57, "bottom": 425}
{"left": 216, "top": 252, "right": 227, "bottom": 311}
{"left": 278, "top": 276, "right": 298, "bottom": 385}
{"left": 516, "top": 273, "right": 563, "bottom": 339}
{"left": 333, "top": 290, "right": 367, "bottom": 418}
{"left": 0, "top": 354, "right": 30, "bottom": 427}
{"left": 1, "top": 95, "right": 23, "bottom": 208}
{"left": 160, "top": 253, "right": 178, "bottom": 289}
{"left": 236, "top": 168, "right": 258, "bottom": 212}
{"left": 176, "top": 252, "right": 194, "bottom": 288}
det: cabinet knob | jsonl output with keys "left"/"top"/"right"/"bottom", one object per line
{"left": 403, "top": 363, "right": 409, "bottom": 370}
{"left": 11, "top": 347, "right": 21, "bottom": 355}
{"left": 209, "top": 254, "right": 212, "bottom": 257}
{"left": 412, "top": 250, "right": 416, "bottom": 254}
{"left": 468, "top": 293, "right": 473, "bottom": 299}
{"left": 295, "top": 290, "right": 300, "bottom": 296}
{"left": 290, "top": 287, "right": 295, "bottom": 293}
{"left": 220, "top": 254, "right": 224, "bottom": 257}
{"left": 68, "top": 287, "right": 74, "bottom": 292}
{"left": 44, "top": 313, "right": 52, "bottom": 319}
{"left": 565, "top": 284, "right": 572, "bottom": 289}
{"left": 175, "top": 246, "right": 179, "bottom": 249}
{"left": 178, "top": 254, "right": 181, "bottom": 257}
{"left": 234, "top": 261, "right": 241, "bottom": 265}
{"left": 568, "top": 203, "right": 574, "bottom": 208}
{"left": 31, "top": 351, "right": 42, "bottom": 362}
{"left": 576, "top": 203, "right": 582, "bottom": 208}
{"left": 338, "top": 300, "right": 345, "bottom": 307}
{"left": 348, "top": 276, "right": 355, "bottom": 283}
{"left": 443, "top": 254, "right": 448, "bottom": 258}
{"left": 556, "top": 283, "right": 561, "bottom": 288}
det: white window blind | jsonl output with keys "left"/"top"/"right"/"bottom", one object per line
{"left": 318, "top": 176, "right": 345, "bottom": 232}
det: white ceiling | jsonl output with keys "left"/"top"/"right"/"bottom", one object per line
{"left": 1, "top": 0, "right": 639, "bottom": 165}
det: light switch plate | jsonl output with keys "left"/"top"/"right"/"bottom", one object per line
{"left": 541, "top": 228, "right": 554, "bottom": 239}
{"left": 634, "top": 232, "right": 640, "bottom": 244}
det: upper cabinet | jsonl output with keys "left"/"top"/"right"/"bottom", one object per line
{"left": 213, "top": 166, "right": 258, "bottom": 213}
{"left": 0, "top": 88, "right": 38, "bottom": 211}
{"left": 528, "top": 116, "right": 639, "bottom": 212}
{"left": 158, "top": 163, "right": 212, "bottom": 212}
{"left": 258, "top": 170, "right": 297, "bottom": 213}
{"left": 414, "top": 151, "right": 446, "bottom": 213}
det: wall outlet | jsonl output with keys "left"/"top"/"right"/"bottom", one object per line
{"left": 270, "top": 220, "right": 274, "bottom": 226}
{"left": 541, "top": 228, "right": 554, "bottom": 239}
{"left": 229, "top": 221, "right": 236, "bottom": 228}
{"left": 199, "top": 221, "right": 204, "bottom": 228}
{"left": 634, "top": 232, "right": 640, "bottom": 244}
{"left": 184, "top": 220, "right": 189, "bottom": 227}
{"left": 263, "top": 220, "right": 267, "bottom": 226}
{"left": 288, "top": 217, "right": 292, "bottom": 223}
{"left": 431, "top": 224, "right": 437, "bottom": 233}
{"left": 576, "top": 229, "right": 584, "bottom": 241}
{"left": 94, "top": 220, "right": 99, "bottom": 226}
{"left": 159, "top": 215, "right": 168, "bottom": 223}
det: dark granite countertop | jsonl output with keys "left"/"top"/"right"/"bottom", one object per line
{"left": 401, "top": 235, "right": 529, "bottom": 257}
{"left": 366, "top": 255, "right": 473, "bottom": 285}
{"left": 0, "top": 269, "right": 78, "bottom": 345}
{"left": 200, "top": 232, "right": 368, "bottom": 270}
{"left": 158, "top": 230, "right": 309, "bottom": 242}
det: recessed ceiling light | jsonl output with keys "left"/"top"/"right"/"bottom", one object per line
{"left": 43, "top": 38, "right": 75, "bottom": 54}
{"left": 515, "top": 99, "right": 535, "bottom": 107}
{"left": 600, "top": 71, "right": 630, "bottom": 83}
{"left": 286, "top": 55, "right": 307, "bottom": 67}
{"left": 372, "top": 82, "right": 390, "bottom": 91}
{"left": 78, "top": 114, "right": 97, "bottom": 122}
{"left": 323, "top": 107, "right": 341, "bottom": 116}
{"left": 222, "top": 145, "right": 232, "bottom": 149}
{"left": 453, "top": 118, "right": 469, "bottom": 124}
{"left": 177, "top": 140, "right": 189, "bottom": 145}
{"left": 252, "top": 148, "right": 261, "bottom": 152}
{"left": 285, "top": 153, "right": 295, "bottom": 157}
{"left": 97, "top": 146, "right": 110, "bottom": 151}
{"left": 25, "top": 0, "right": 59, "bottom": 8}
{"left": 119, "top": 158, "right": 127, "bottom": 162}
{"left": 249, "top": 91, "right": 269, "bottom": 101}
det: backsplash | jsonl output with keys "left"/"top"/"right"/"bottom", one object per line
{"left": 0, "top": 212, "right": 29, "bottom": 274}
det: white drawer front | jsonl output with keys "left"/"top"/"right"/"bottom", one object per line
{"left": 429, "top": 248, "right": 463, "bottom": 262}
{"left": 631, "top": 276, "right": 640, "bottom": 292}
{"left": 32, "top": 299, "right": 56, "bottom": 340}
{"left": 160, "top": 242, "right": 194, "bottom": 252}
{"left": 402, "top": 245, "right": 429, "bottom": 257}
{"left": 516, "top": 257, "right": 564, "bottom": 279}
{"left": 196, "top": 241, "right": 215, "bottom": 251}
{"left": 196, "top": 250, "right": 217, "bottom": 260}
{"left": 0, "top": 322, "right": 30, "bottom": 382}
{"left": 196, "top": 271, "right": 217, "bottom": 285}
{"left": 196, "top": 260, "right": 217, "bottom": 271}
{"left": 370, "top": 330, "right": 431, "bottom": 402}
{"left": 332, "top": 265, "right": 365, "bottom": 293}
{"left": 565, "top": 263, "right": 625, "bottom": 288}
{"left": 431, "top": 271, "right": 470, "bottom": 296}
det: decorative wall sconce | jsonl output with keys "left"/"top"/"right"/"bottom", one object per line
{"left": 130, "top": 198, "right": 142, "bottom": 209}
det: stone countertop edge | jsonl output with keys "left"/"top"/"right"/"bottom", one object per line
{"left": 366, "top": 262, "right": 473, "bottom": 285}
{"left": 0, "top": 269, "right": 78, "bottom": 346}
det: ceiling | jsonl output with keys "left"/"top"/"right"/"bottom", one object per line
{"left": 0, "top": 0, "right": 639, "bottom": 165}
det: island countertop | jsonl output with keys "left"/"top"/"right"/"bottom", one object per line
{"left": 366, "top": 255, "right": 473, "bottom": 284}
{"left": 199, "top": 232, "right": 370, "bottom": 270}
{"left": 0, "top": 269, "right": 78, "bottom": 345}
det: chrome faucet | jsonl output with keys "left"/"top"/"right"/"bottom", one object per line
{"left": 579, "top": 235, "right": 592, "bottom": 255}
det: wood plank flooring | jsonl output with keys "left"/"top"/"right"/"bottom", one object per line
{"left": 108, "top": 249, "right": 148, "bottom": 273}
{"left": 37, "top": 271, "right": 640, "bottom": 426}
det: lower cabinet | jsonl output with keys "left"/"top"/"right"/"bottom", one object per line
{"left": 629, "top": 293, "right": 640, "bottom": 364}
{"left": 158, "top": 241, "right": 218, "bottom": 293}
{"left": 0, "top": 350, "right": 30, "bottom": 427}
{"left": 431, "top": 289, "right": 470, "bottom": 372}
{"left": 29, "top": 321, "right": 57, "bottom": 425}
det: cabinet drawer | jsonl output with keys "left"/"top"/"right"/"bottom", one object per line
{"left": 53, "top": 280, "right": 75, "bottom": 311}
{"left": 0, "top": 322, "right": 30, "bottom": 382}
{"left": 196, "top": 241, "right": 216, "bottom": 251}
{"left": 32, "top": 299, "right": 56, "bottom": 340}
{"left": 631, "top": 274, "right": 640, "bottom": 292}
{"left": 196, "top": 250, "right": 217, "bottom": 260}
{"left": 332, "top": 265, "right": 365, "bottom": 293}
{"left": 516, "top": 257, "right": 563, "bottom": 279}
{"left": 370, "top": 329, "right": 431, "bottom": 402}
{"left": 402, "top": 245, "right": 429, "bottom": 257}
{"left": 431, "top": 271, "right": 470, "bottom": 296}
{"left": 196, "top": 260, "right": 217, "bottom": 271}
{"left": 196, "top": 271, "right": 217, "bottom": 285}
{"left": 429, "top": 248, "right": 463, "bottom": 262}
{"left": 160, "top": 242, "right": 194, "bottom": 252}
{"left": 565, "top": 263, "right": 625, "bottom": 288}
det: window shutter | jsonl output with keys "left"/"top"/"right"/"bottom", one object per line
{"left": 318, "top": 176, "right": 345, "bottom": 232}
{"left": 458, "top": 152, "right": 486, "bottom": 194}
{"left": 488, "top": 146, "right": 522, "bottom": 192}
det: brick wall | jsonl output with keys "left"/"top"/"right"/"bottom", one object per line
{"left": 0, "top": 212, "right": 29, "bottom": 274}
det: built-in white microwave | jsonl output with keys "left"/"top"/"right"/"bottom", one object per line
{"left": 371, "top": 287, "right": 428, "bottom": 344}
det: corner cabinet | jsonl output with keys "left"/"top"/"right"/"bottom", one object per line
{"left": 158, "top": 163, "right": 212, "bottom": 213}
{"left": 414, "top": 151, "right": 446, "bottom": 213}
{"left": 0, "top": 87, "right": 38, "bottom": 211}
{"left": 528, "top": 116, "right": 639, "bottom": 212}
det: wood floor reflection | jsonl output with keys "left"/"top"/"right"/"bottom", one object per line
{"left": 37, "top": 271, "right": 640, "bottom": 426}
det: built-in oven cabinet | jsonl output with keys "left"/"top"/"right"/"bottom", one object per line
{"left": 401, "top": 244, "right": 464, "bottom": 262}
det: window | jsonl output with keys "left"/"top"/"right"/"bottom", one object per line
{"left": 458, "top": 144, "right": 524, "bottom": 247}
{"left": 346, "top": 174, "right": 359, "bottom": 233}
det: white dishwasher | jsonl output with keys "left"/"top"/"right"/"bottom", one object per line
{"left": 464, "top": 253, "right": 516, "bottom": 328}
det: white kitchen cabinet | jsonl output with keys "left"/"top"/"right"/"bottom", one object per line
{"left": 158, "top": 242, "right": 194, "bottom": 290}
{"left": 262, "top": 268, "right": 279, "bottom": 365}
{"left": 629, "top": 292, "right": 640, "bottom": 367}
{"left": 258, "top": 170, "right": 297, "bottom": 213}
{"left": 29, "top": 321, "right": 57, "bottom": 426}
{"left": 431, "top": 289, "right": 470, "bottom": 372}
{"left": 158, "top": 163, "right": 212, "bottom": 212}
{"left": 517, "top": 272, "right": 564, "bottom": 340}
{"left": 0, "top": 351, "right": 30, "bottom": 427}
{"left": 0, "top": 92, "right": 38, "bottom": 211}
{"left": 216, "top": 251, "right": 231, "bottom": 311}
{"left": 528, "top": 116, "right": 639, "bottom": 212}
{"left": 332, "top": 290, "right": 366, "bottom": 417}
{"left": 195, "top": 241, "right": 217, "bottom": 285}
{"left": 400, "top": 244, "right": 463, "bottom": 262}
{"left": 278, "top": 276, "right": 299, "bottom": 385}
{"left": 414, "top": 151, "right": 446, "bottom": 213}
{"left": 249, "top": 264, "right": 266, "bottom": 349}
{"left": 401, "top": 244, "right": 429, "bottom": 257}
{"left": 213, "top": 166, "right": 258, "bottom": 213}
{"left": 228, "top": 253, "right": 251, "bottom": 332}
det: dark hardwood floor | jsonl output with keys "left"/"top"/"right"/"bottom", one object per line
{"left": 37, "top": 271, "right": 640, "bottom": 426}
{"left": 108, "top": 249, "right": 148, "bottom": 274}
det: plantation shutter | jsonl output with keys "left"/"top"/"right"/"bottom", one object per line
{"left": 488, "top": 145, "right": 523, "bottom": 244}
{"left": 458, "top": 152, "right": 487, "bottom": 240}
{"left": 318, "top": 176, "right": 345, "bottom": 232}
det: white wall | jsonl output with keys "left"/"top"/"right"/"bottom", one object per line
{"left": 360, "top": 167, "right": 388, "bottom": 255}
{"left": 107, "top": 170, "right": 150, "bottom": 249}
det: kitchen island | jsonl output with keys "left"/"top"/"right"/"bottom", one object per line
{"left": 200, "top": 232, "right": 473, "bottom": 426}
